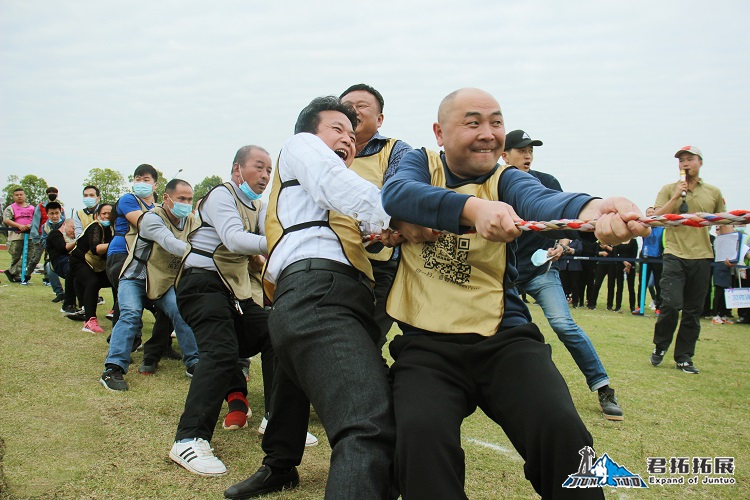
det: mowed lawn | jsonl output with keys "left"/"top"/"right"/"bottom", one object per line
{"left": 0, "top": 248, "right": 747, "bottom": 499}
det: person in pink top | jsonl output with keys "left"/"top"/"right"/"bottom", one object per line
{"left": 3, "top": 188, "right": 36, "bottom": 283}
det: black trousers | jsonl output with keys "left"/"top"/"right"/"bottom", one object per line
{"left": 52, "top": 256, "right": 83, "bottom": 309}
{"left": 372, "top": 258, "right": 398, "bottom": 349}
{"left": 653, "top": 255, "right": 712, "bottom": 362}
{"left": 592, "top": 262, "right": 617, "bottom": 309}
{"left": 582, "top": 261, "right": 597, "bottom": 308}
{"left": 389, "top": 324, "right": 603, "bottom": 500}
{"left": 142, "top": 309, "right": 175, "bottom": 362}
{"left": 70, "top": 256, "right": 111, "bottom": 319}
{"left": 637, "top": 258, "right": 662, "bottom": 309}
{"left": 616, "top": 265, "right": 636, "bottom": 311}
{"left": 174, "top": 269, "right": 274, "bottom": 442}
{"left": 559, "top": 270, "right": 583, "bottom": 307}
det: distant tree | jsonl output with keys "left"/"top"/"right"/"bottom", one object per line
{"left": 83, "top": 168, "right": 127, "bottom": 204}
{"left": 2, "top": 174, "right": 48, "bottom": 206}
{"left": 193, "top": 175, "right": 224, "bottom": 202}
{"left": 127, "top": 168, "right": 166, "bottom": 202}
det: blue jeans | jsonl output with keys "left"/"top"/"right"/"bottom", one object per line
{"left": 516, "top": 268, "right": 609, "bottom": 391}
{"left": 45, "top": 261, "right": 64, "bottom": 295}
{"left": 105, "top": 278, "right": 199, "bottom": 373}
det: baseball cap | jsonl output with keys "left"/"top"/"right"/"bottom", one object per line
{"left": 674, "top": 145, "right": 703, "bottom": 159}
{"left": 505, "top": 130, "right": 543, "bottom": 150}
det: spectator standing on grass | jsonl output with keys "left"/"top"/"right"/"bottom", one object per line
{"left": 650, "top": 145, "right": 730, "bottom": 374}
{"left": 559, "top": 239, "right": 584, "bottom": 307}
{"left": 633, "top": 207, "right": 664, "bottom": 315}
{"left": 3, "top": 188, "right": 35, "bottom": 283}
{"left": 590, "top": 242, "right": 616, "bottom": 309}
{"left": 615, "top": 239, "right": 638, "bottom": 313}
{"left": 68, "top": 203, "right": 113, "bottom": 332}
{"left": 502, "top": 129, "right": 623, "bottom": 421}
{"left": 381, "top": 88, "right": 648, "bottom": 499}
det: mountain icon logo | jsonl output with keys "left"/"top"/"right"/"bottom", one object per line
{"left": 563, "top": 446, "right": 648, "bottom": 489}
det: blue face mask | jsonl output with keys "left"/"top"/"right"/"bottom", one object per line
{"left": 170, "top": 202, "right": 193, "bottom": 219}
{"left": 82, "top": 197, "right": 97, "bottom": 208}
{"left": 100, "top": 220, "right": 111, "bottom": 227}
{"left": 238, "top": 171, "right": 262, "bottom": 200}
{"left": 133, "top": 182, "right": 153, "bottom": 198}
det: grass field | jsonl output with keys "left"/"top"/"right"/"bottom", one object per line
{"left": 0, "top": 249, "right": 747, "bottom": 499}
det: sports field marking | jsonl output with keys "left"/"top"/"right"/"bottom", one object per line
{"left": 464, "top": 437, "right": 523, "bottom": 461}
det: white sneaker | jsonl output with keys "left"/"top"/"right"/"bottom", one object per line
{"left": 258, "top": 416, "right": 319, "bottom": 447}
{"left": 169, "top": 438, "right": 226, "bottom": 476}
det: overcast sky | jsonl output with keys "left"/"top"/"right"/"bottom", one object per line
{"left": 1, "top": 0, "right": 748, "bottom": 220}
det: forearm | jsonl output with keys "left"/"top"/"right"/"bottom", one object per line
{"left": 140, "top": 215, "right": 187, "bottom": 257}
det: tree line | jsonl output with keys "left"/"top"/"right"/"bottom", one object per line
{"left": 1, "top": 170, "right": 224, "bottom": 207}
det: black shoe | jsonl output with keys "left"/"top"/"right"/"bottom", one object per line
{"left": 650, "top": 348, "right": 665, "bottom": 366}
{"left": 4, "top": 269, "right": 20, "bottom": 283}
{"left": 131, "top": 336, "right": 142, "bottom": 353}
{"left": 138, "top": 359, "right": 159, "bottom": 375}
{"left": 165, "top": 347, "right": 182, "bottom": 360}
{"left": 676, "top": 361, "right": 699, "bottom": 374}
{"left": 51, "top": 293, "right": 65, "bottom": 303}
{"left": 100, "top": 366, "right": 128, "bottom": 391}
{"left": 61, "top": 304, "right": 77, "bottom": 314}
{"left": 97, "top": 295, "right": 105, "bottom": 305}
{"left": 224, "top": 465, "right": 299, "bottom": 499}
{"left": 65, "top": 311, "right": 87, "bottom": 322}
{"left": 186, "top": 363, "right": 196, "bottom": 379}
{"left": 598, "top": 387, "right": 624, "bottom": 421}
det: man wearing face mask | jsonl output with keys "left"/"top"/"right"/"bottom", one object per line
{"left": 100, "top": 179, "right": 200, "bottom": 391}
{"left": 74, "top": 185, "right": 101, "bottom": 238}
{"left": 170, "top": 146, "right": 278, "bottom": 477}
{"left": 24, "top": 187, "right": 63, "bottom": 285}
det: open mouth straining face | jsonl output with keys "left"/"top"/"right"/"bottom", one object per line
{"left": 334, "top": 148, "right": 349, "bottom": 161}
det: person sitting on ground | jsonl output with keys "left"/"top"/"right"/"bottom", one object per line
{"left": 46, "top": 216, "right": 82, "bottom": 315}
{"left": 68, "top": 203, "right": 113, "bottom": 332}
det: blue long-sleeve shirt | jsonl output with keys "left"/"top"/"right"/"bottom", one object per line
{"left": 381, "top": 149, "right": 595, "bottom": 330}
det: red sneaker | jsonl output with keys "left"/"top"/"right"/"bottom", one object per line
{"left": 82, "top": 317, "right": 104, "bottom": 333}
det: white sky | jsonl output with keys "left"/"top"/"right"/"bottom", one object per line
{"left": 1, "top": 0, "right": 748, "bottom": 218}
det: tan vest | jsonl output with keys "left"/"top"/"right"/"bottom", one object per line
{"left": 120, "top": 207, "right": 199, "bottom": 300}
{"left": 350, "top": 138, "right": 397, "bottom": 262}
{"left": 76, "top": 208, "right": 97, "bottom": 232}
{"left": 387, "top": 149, "right": 509, "bottom": 336}
{"left": 180, "top": 183, "right": 261, "bottom": 301}
{"left": 264, "top": 161, "right": 374, "bottom": 301}
{"left": 122, "top": 195, "right": 153, "bottom": 252}
{"left": 77, "top": 221, "right": 110, "bottom": 273}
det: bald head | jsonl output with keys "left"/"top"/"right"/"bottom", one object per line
{"left": 437, "top": 88, "right": 499, "bottom": 124}
{"left": 433, "top": 88, "right": 505, "bottom": 178}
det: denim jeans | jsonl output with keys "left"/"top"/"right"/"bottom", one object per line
{"left": 45, "top": 261, "right": 64, "bottom": 295}
{"left": 105, "top": 278, "right": 198, "bottom": 373}
{"left": 516, "top": 268, "right": 609, "bottom": 391}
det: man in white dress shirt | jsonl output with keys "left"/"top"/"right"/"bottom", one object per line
{"left": 224, "top": 96, "right": 399, "bottom": 499}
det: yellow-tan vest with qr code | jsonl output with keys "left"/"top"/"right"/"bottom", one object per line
{"left": 387, "top": 149, "right": 509, "bottom": 336}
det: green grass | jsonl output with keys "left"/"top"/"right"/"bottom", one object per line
{"left": 0, "top": 249, "right": 748, "bottom": 499}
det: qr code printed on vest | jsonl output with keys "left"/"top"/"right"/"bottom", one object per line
{"left": 422, "top": 234, "right": 472, "bottom": 285}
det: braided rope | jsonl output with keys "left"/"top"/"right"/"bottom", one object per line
{"left": 362, "top": 210, "right": 750, "bottom": 241}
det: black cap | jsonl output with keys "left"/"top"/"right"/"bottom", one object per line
{"left": 504, "top": 130, "right": 543, "bottom": 150}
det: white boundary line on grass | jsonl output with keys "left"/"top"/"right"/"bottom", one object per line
{"left": 464, "top": 437, "right": 523, "bottom": 461}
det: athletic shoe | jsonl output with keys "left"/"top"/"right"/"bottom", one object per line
{"left": 655, "top": 309, "right": 660, "bottom": 316}
{"left": 650, "top": 349, "right": 666, "bottom": 366}
{"left": 61, "top": 304, "right": 77, "bottom": 314}
{"left": 223, "top": 465, "right": 299, "bottom": 499}
{"left": 20, "top": 279, "right": 30, "bottom": 286}
{"left": 676, "top": 361, "right": 700, "bottom": 374}
{"left": 222, "top": 408, "right": 251, "bottom": 430}
{"left": 97, "top": 296, "right": 105, "bottom": 305}
{"left": 43, "top": 279, "right": 50, "bottom": 286}
{"left": 100, "top": 366, "right": 128, "bottom": 391}
{"left": 170, "top": 330, "right": 177, "bottom": 338}
{"left": 65, "top": 311, "right": 87, "bottom": 322}
{"left": 106, "top": 309, "right": 114, "bottom": 320}
{"left": 4, "top": 269, "right": 20, "bottom": 283}
{"left": 138, "top": 359, "right": 159, "bottom": 375}
{"left": 598, "top": 387, "right": 624, "bottom": 421}
{"left": 51, "top": 293, "right": 65, "bottom": 303}
{"left": 169, "top": 438, "right": 226, "bottom": 476}
{"left": 241, "top": 365, "right": 250, "bottom": 382}
{"left": 186, "top": 364, "right": 196, "bottom": 379}
{"left": 82, "top": 317, "right": 104, "bottom": 333}
{"left": 721, "top": 317, "right": 734, "bottom": 325}
{"left": 631, "top": 308, "right": 641, "bottom": 315}
{"left": 257, "top": 416, "right": 319, "bottom": 447}
{"left": 712, "top": 315, "right": 725, "bottom": 324}
{"left": 165, "top": 348, "right": 181, "bottom": 360}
